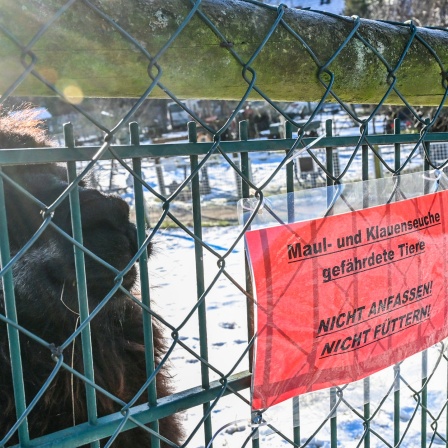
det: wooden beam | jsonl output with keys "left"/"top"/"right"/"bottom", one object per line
{"left": 1, "top": 0, "right": 447, "bottom": 104}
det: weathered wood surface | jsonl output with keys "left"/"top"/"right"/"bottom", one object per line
{"left": 1, "top": 0, "right": 447, "bottom": 104}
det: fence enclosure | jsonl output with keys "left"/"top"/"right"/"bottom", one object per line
{"left": 1, "top": 1, "right": 448, "bottom": 447}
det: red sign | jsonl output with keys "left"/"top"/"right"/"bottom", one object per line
{"left": 245, "top": 190, "right": 448, "bottom": 410}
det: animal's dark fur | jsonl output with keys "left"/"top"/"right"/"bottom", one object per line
{"left": 0, "top": 111, "right": 183, "bottom": 446}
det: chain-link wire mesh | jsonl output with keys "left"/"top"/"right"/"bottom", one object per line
{"left": 1, "top": 1, "right": 448, "bottom": 447}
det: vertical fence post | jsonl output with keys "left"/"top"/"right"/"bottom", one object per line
{"left": 234, "top": 152, "right": 243, "bottom": 198}
{"left": 362, "top": 126, "right": 370, "bottom": 217}
{"left": 130, "top": 122, "right": 161, "bottom": 447}
{"left": 240, "top": 120, "right": 255, "bottom": 373}
{"left": 286, "top": 121, "right": 295, "bottom": 224}
{"left": 284, "top": 120, "right": 303, "bottom": 447}
{"left": 362, "top": 129, "right": 369, "bottom": 184}
{"left": 325, "top": 119, "right": 335, "bottom": 218}
{"left": 446, "top": 356, "right": 448, "bottom": 446}
{"left": 363, "top": 378, "right": 370, "bottom": 448}
{"left": 421, "top": 350, "right": 428, "bottom": 448}
{"left": 239, "top": 120, "right": 250, "bottom": 198}
{"left": 394, "top": 119, "right": 401, "bottom": 173}
{"left": 423, "top": 119, "right": 431, "bottom": 173}
{"left": 189, "top": 121, "right": 213, "bottom": 447}
{"left": 326, "top": 119, "right": 334, "bottom": 189}
{"left": 330, "top": 387, "right": 337, "bottom": 448}
{"left": 423, "top": 141, "right": 431, "bottom": 173}
{"left": 324, "top": 120, "right": 338, "bottom": 448}
{"left": 393, "top": 364, "right": 401, "bottom": 445}
{"left": 238, "top": 120, "right": 252, "bottom": 199}
{"left": 361, "top": 125, "right": 371, "bottom": 448}
{"left": 284, "top": 120, "right": 301, "bottom": 447}
{"left": 239, "top": 120, "right": 260, "bottom": 448}
{"left": 64, "top": 123, "right": 100, "bottom": 448}
{"left": 0, "top": 170, "right": 29, "bottom": 446}
{"left": 393, "top": 117, "right": 401, "bottom": 446}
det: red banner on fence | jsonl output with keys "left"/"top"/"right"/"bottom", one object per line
{"left": 246, "top": 190, "right": 448, "bottom": 410}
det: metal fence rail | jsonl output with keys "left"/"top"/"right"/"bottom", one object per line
{"left": 1, "top": 1, "right": 448, "bottom": 447}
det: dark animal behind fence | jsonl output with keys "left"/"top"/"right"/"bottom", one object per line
{"left": 0, "top": 111, "right": 183, "bottom": 447}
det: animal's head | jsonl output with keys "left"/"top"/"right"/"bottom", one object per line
{"left": 0, "top": 109, "right": 142, "bottom": 318}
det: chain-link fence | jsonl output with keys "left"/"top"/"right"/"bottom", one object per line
{"left": 1, "top": 1, "right": 448, "bottom": 447}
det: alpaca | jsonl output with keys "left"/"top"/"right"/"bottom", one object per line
{"left": 0, "top": 110, "right": 183, "bottom": 447}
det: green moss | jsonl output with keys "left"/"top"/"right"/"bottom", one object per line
{"left": 1, "top": 0, "right": 448, "bottom": 105}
